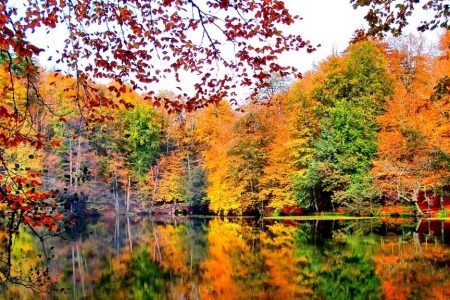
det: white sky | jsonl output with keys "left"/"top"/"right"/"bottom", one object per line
{"left": 281, "top": 0, "right": 441, "bottom": 73}
{"left": 29, "top": 0, "right": 443, "bottom": 98}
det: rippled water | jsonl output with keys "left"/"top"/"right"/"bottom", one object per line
{"left": 1, "top": 217, "right": 449, "bottom": 299}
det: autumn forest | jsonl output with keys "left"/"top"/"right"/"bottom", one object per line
{"left": 1, "top": 0, "right": 449, "bottom": 299}
{"left": 2, "top": 35, "right": 449, "bottom": 218}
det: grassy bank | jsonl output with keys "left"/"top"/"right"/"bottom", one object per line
{"left": 264, "top": 215, "right": 376, "bottom": 221}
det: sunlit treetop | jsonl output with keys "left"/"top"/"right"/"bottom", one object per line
{"left": 0, "top": 0, "right": 319, "bottom": 112}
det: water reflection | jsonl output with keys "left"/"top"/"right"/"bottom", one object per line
{"left": 0, "top": 212, "right": 61, "bottom": 299}
{"left": 1, "top": 217, "right": 449, "bottom": 299}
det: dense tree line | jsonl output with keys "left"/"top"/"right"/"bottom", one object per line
{"left": 1, "top": 33, "right": 449, "bottom": 216}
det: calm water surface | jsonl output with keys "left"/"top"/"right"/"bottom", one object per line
{"left": 1, "top": 217, "right": 449, "bottom": 299}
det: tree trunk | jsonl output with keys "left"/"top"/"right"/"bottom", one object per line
{"left": 313, "top": 189, "right": 319, "bottom": 212}
{"left": 152, "top": 219, "right": 162, "bottom": 261}
{"left": 150, "top": 164, "right": 160, "bottom": 215}
{"left": 424, "top": 191, "right": 430, "bottom": 211}
{"left": 71, "top": 244, "right": 77, "bottom": 299}
{"left": 76, "top": 245, "right": 86, "bottom": 298}
{"left": 187, "top": 154, "right": 191, "bottom": 180}
{"left": 4, "top": 211, "right": 16, "bottom": 279}
{"left": 114, "top": 174, "right": 120, "bottom": 214}
{"left": 114, "top": 216, "right": 120, "bottom": 250}
{"left": 127, "top": 216, "right": 133, "bottom": 251}
{"left": 75, "top": 137, "right": 81, "bottom": 190}
{"left": 412, "top": 188, "right": 424, "bottom": 216}
{"left": 126, "top": 176, "right": 131, "bottom": 213}
{"left": 69, "top": 138, "right": 73, "bottom": 187}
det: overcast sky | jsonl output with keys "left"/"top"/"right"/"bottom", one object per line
{"left": 29, "top": 0, "right": 442, "bottom": 98}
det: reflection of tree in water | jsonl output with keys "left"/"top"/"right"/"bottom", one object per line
{"left": 94, "top": 249, "right": 167, "bottom": 299}
{"left": 0, "top": 212, "right": 60, "bottom": 297}
{"left": 316, "top": 232, "right": 382, "bottom": 299}
{"left": 0, "top": 214, "right": 138, "bottom": 298}
{"left": 92, "top": 218, "right": 216, "bottom": 299}
{"left": 36, "top": 216, "right": 209, "bottom": 299}
{"left": 1, "top": 217, "right": 449, "bottom": 299}
{"left": 374, "top": 220, "right": 450, "bottom": 300}
{"left": 295, "top": 220, "right": 383, "bottom": 300}
{"left": 59, "top": 216, "right": 139, "bottom": 298}
{"left": 199, "top": 219, "right": 269, "bottom": 299}
{"left": 293, "top": 219, "right": 450, "bottom": 300}
{"left": 260, "top": 222, "right": 316, "bottom": 298}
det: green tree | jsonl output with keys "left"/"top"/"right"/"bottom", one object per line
{"left": 119, "top": 106, "right": 161, "bottom": 179}
{"left": 296, "top": 41, "right": 392, "bottom": 213}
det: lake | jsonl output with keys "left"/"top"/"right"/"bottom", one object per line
{"left": 1, "top": 217, "right": 449, "bottom": 299}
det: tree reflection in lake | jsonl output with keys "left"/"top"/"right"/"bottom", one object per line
{"left": 1, "top": 217, "right": 449, "bottom": 299}
{"left": 0, "top": 211, "right": 62, "bottom": 298}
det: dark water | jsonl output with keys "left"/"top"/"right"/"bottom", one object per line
{"left": 1, "top": 217, "right": 449, "bottom": 299}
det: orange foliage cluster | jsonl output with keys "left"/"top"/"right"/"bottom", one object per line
{"left": 380, "top": 204, "right": 412, "bottom": 215}
{"left": 374, "top": 234, "right": 450, "bottom": 300}
{"left": 0, "top": 66, "right": 63, "bottom": 229}
{"left": 380, "top": 217, "right": 413, "bottom": 225}
{"left": 372, "top": 32, "right": 450, "bottom": 212}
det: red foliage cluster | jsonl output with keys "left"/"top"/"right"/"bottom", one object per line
{"left": 281, "top": 205, "right": 303, "bottom": 216}
{"left": 0, "top": 171, "right": 60, "bottom": 230}
{"left": 0, "top": 103, "right": 60, "bottom": 229}
{"left": 0, "top": 105, "right": 44, "bottom": 147}
{"left": 1, "top": 0, "right": 317, "bottom": 112}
